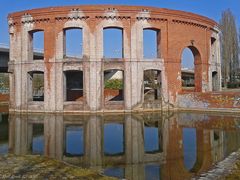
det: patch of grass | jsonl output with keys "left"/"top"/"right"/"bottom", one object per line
{"left": 105, "top": 79, "right": 123, "bottom": 90}
{"left": 0, "top": 155, "right": 116, "bottom": 179}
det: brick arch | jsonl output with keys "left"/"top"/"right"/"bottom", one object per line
{"left": 63, "top": 26, "right": 82, "bottom": 31}
{"left": 103, "top": 67, "right": 125, "bottom": 71}
{"left": 180, "top": 45, "right": 202, "bottom": 64}
{"left": 143, "top": 27, "right": 160, "bottom": 31}
{"left": 143, "top": 67, "right": 162, "bottom": 72}
{"left": 63, "top": 21, "right": 87, "bottom": 29}
{"left": 100, "top": 21, "right": 124, "bottom": 29}
{"left": 29, "top": 28, "right": 44, "bottom": 33}
{"left": 63, "top": 66, "right": 83, "bottom": 72}
{"left": 28, "top": 70, "right": 44, "bottom": 74}
{"left": 27, "top": 67, "right": 44, "bottom": 73}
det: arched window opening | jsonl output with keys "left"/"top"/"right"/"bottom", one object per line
{"left": 103, "top": 28, "right": 123, "bottom": 59}
{"left": 29, "top": 31, "right": 44, "bottom": 60}
{"left": 64, "top": 28, "right": 83, "bottom": 58}
{"left": 143, "top": 29, "right": 161, "bottom": 59}
{"left": 104, "top": 123, "right": 124, "bottom": 156}
{"left": 64, "top": 71, "right": 83, "bottom": 101}
{"left": 64, "top": 125, "right": 84, "bottom": 157}
{"left": 28, "top": 71, "right": 44, "bottom": 102}
{"left": 143, "top": 70, "right": 161, "bottom": 101}
{"left": 104, "top": 70, "right": 124, "bottom": 102}
{"left": 183, "top": 128, "right": 197, "bottom": 171}
{"left": 181, "top": 48, "right": 195, "bottom": 90}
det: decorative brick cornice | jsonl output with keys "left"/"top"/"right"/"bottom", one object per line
{"left": 136, "top": 17, "right": 167, "bottom": 22}
{"left": 95, "top": 15, "right": 130, "bottom": 20}
{"left": 21, "top": 13, "right": 50, "bottom": 24}
{"left": 172, "top": 19, "right": 207, "bottom": 29}
{"left": 55, "top": 16, "right": 89, "bottom": 21}
{"left": 55, "top": 9, "right": 90, "bottom": 21}
{"left": 8, "top": 18, "right": 17, "bottom": 27}
{"left": 209, "top": 27, "right": 219, "bottom": 33}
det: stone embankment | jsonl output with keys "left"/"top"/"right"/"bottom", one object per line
{"left": 193, "top": 149, "right": 240, "bottom": 180}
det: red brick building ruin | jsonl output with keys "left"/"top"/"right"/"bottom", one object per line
{"left": 8, "top": 5, "right": 221, "bottom": 112}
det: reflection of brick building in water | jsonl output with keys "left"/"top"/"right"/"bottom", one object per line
{"left": 7, "top": 112, "right": 240, "bottom": 179}
{"left": 8, "top": 5, "right": 221, "bottom": 112}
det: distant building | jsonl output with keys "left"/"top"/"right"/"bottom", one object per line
{"left": 0, "top": 44, "right": 43, "bottom": 72}
{"left": 181, "top": 68, "right": 194, "bottom": 87}
{"left": 0, "top": 44, "right": 9, "bottom": 73}
{"left": 0, "top": 44, "right": 43, "bottom": 95}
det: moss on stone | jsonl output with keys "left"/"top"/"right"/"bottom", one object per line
{"left": 224, "top": 162, "right": 240, "bottom": 179}
{"left": 0, "top": 154, "right": 116, "bottom": 179}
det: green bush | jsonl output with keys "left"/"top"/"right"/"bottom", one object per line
{"left": 105, "top": 79, "right": 123, "bottom": 90}
{"left": 0, "top": 73, "right": 9, "bottom": 93}
{"left": 227, "top": 82, "right": 240, "bottom": 88}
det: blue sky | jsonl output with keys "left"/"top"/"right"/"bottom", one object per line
{"left": 0, "top": 0, "right": 239, "bottom": 67}
{"left": 0, "top": 0, "right": 239, "bottom": 45}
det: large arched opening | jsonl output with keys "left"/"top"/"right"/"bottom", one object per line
{"left": 181, "top": 46, "right": 201, "bottom": 92}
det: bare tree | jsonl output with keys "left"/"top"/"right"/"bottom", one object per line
{"left": 219, "top": 9, "right": 239, "bottom": 87}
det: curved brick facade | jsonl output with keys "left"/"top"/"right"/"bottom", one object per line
{"left": 8, "top": 5, "right": 221, "bottom": 113}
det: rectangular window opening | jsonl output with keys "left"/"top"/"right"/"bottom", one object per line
{"left": 64, "top": 28, "right": 83, "bottom": 58}
{"left": 144, "top": 70, "right": 161, "bottom": 101}
{"left": 28, "top": 72, "right": 44, "bottom": 102}
{"left": 143, "top": 29, "right": 161, "bottom": 59}
{"left": 104, "top": 70, "right": 124, "bottom": 102}
{"left": 103, "top": 28, "right": 123, "bottom": 59}
{"left": 30, "top": 31, "right": 44, "bottom": 60}
{"left": 64, "top": 71, "right": 83, "bottom": 102}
